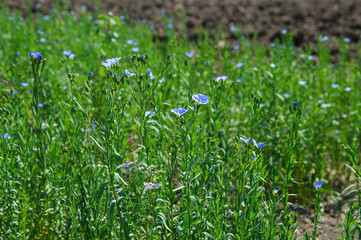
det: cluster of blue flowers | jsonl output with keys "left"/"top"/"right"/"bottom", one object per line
{"left": 28, "top": 52, "right": 43, "bottom": 61}
{"left": 126, "top": 40, "right": 138, "bottom": 45}
{"left": 63, "top": 50, "right": 75, "bottom": 59}
{"left": 126, "top": 40, "right": 140, "bottom": 52}
{"left": 3, "top": 133, "right": 11, "bottom": 140}
{"left": 240, "top": 136, "right": 265, "bottom": 149}
{"left": 170, "top": 94, "right": 208, "bottom": 118}
{"left": 101, "top": 57, "right": 121, "bottom": 69}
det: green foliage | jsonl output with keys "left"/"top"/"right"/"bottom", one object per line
{"left": 0, "top": 6, "right": 360, "bottom": 239}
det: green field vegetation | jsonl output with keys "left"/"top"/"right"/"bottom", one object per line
{"left": 1, "top": 5, "right": 361, "bottom": 239}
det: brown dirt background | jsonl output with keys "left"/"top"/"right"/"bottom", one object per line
{"left": 5, "top": 0, "right": 361, "bottom": 238}
{"left": 7, "top": 0, "right": 361, "bottom": 48}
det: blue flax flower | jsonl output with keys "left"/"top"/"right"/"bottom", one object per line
{"left": 124, "top": 69, "right": 135, "bottom": 76}
{"left": 299, "top": 81, "right": 307, "bottom": 85}
{"left": 144, "top": 182, "right": 161, "bottom": 190}
{"left": 147, "top": 69, "right": 155, "bottom": 80}
{"left": 3, "top": 133, "right": 11, "bottom": 140}
{"left": 185, "top": 52, "right": 194, "bottom": 58}
{"left": 171, "top": 108, "right": 187, "bottom": 117}
{"left": 240, "top": 136, "right": 251, "bottom": 144}
{"left": 313, "top": 182, "right": 323, "bottom": 189}
{"left": 63, "top": 50, "right": 75, "bottom": 59}
{"left": 284, "top": 93, "right": 291, "bottom": 98}
{"left": 344, "top": 38, "right": 351, "bottom": 43}
{"left": 145, "top": 111, "right": 155, "bottom": 118}
{"left": 156, "top": 9, "right": 166, "bottom": 15}
{"left": 320, "top": 36, "right": 329, "bottom": 42}
{"left": 258, "top": 142, "right": 265, "bottom": 149}
{"left": 159, "top": 77, "right": 165, "bottom": 83}
{"left": 21, "top": 83, "right": 29, "bottom": 87}
{"left": 215, "top": 76, "right": 228, "bottom": 82}
{"left": 192, "top": 94, "right": 209, "bottom": 104}
{"left": 293, "top": 101, "right": 298, "bottom": 108}
{"left": 37, "top": 103, "right": 44, "bottom": 108}
{"left": 28, "top": 52, "right": 43, "bottom": 61}
{"left": 236, "top": 62, "right": 245, "bottom": 68}
{"left": 63, "top": 50, "right": 71, "bottom": 56}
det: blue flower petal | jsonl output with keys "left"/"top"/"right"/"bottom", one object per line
{"left": 192, "top": 94, "right": 209, "bottom": 104}
{"left": 171, "top": 108, "right": 187, "bottom": 116}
